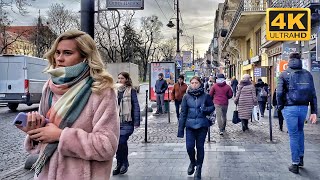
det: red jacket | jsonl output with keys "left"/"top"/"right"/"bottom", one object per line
{"left": 209, "top": 82, "right": 233, "bottom": 106}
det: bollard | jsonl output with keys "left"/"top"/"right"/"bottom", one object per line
{"left": 207, "top": 127, "right": 211, "bottom": 142}
{"left": 268, "top": 86, "right": 273, "bottom": 142}
{"left": 144, "top": 90, "right": 149, "bottom": 143}
{"left": 168, "top": 89, "right": 171, "bottom": 123}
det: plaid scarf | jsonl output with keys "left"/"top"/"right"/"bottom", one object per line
{"left": 118, "top": 85, "right": 132, "bottom": 123}
{"left": 31, "top": 62, "right": 93, "bottom": 176}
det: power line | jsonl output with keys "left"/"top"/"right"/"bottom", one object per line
{"left": 154, "top": 0, "right": 168, "bottom": 21}
{"left": 167, "top": 0, "right": 176, "bottom": 15}
{"left": 186, "top": 22, "right": 214, "bottom": 30}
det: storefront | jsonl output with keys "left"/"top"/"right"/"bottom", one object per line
{"left": 242, "top": 59, "right": 252, "bottom": 78}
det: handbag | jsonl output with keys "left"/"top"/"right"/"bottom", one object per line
{"left": 207, "top": 111, "right": 216, "bottom": 126}
{"left": 252, "top": 105, "right": 259, "bottom": 121}
{"left": 232, "top": 106, "right": 241, "bottom": 124}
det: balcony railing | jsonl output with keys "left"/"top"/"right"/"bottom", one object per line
{"left": 271, "top": 0, "right": 320, "bottom": 8}
{"left": 222, "top": 0, "right": 266, "bottom": 49}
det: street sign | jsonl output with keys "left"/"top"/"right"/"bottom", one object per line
{"left": 266, "top": 8, "right": 311, "bottom": 41}
{"left": 106, "top": 0, "right": 144, "bottom": 10}
{"left": 176, "top": 60, "right": 182, "bottom": 69}
{"left": 191, "top": 65, "right": 195, "bottom": 70}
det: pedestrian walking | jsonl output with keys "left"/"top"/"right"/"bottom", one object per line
{"left": 234, "top": 74, "right": 258, "bottom": 131}
{"left": 177, "top": 76, "right": 214, "bottom": 180}
{"left": 155, "top": 73, "right": 168, "bottom": 114}
{"left": 209, "top": 74, "right": 233, "bottom": 135}
{"left": 272, "top": 88, "right": 284, "bottom": 131}
{"left": 255, "top": 78, "right": 268, "bottom": 117}
{"left": 113, "top": 72, "right": 140, "bottom": 175}
{"left": 171, "top": 75, "right": 188, "bottom": 119}
{"left": 204, "top": 76, "right": 214, "bottom": 93}
{"left": 230, "top": 76, "right": 239, "bottom": 97}
{"left": 277, "top": 52, "right": 318, "bottom": 174}
{"left": 16, "top": 30, "right": 120, "bottom": 179}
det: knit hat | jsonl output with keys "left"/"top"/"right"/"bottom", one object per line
{"left": 217, "top": 74, "right": 225, "bottom": 79}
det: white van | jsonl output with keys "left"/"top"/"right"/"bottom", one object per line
{"left": 0, "top": 55, "right": 49, "bottom": 111}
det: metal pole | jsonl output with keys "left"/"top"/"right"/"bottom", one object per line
{"left": 193, "top": 35, "right": 195, "bottom": 66}
{"left": 145, "top": 90, "right": 148, "bottom": 143}
{"left": 176, "top": 0, "right": 180, "bottom": 53}
{"left": 168, "top": 89, "right": 170, "bottom": 123}
{"left": 268, "top": 86, "right": 273, "bottom": 142}
{"left": 81, "top": 0, "right": 95, "bottom": 38}
{"left": 207, "top": 127, "right": 210, "bottom": 142}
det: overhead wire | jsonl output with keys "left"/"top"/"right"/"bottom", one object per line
{"left": 154, "top": 0, "right": 169, "bottom": 21}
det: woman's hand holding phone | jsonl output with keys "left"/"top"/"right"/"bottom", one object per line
{"left": 15, "top": 111, "right": 46, "bottom": 133}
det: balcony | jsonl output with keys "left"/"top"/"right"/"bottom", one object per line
{"left": 222, "top": 0, "right": 266, "bottom": 49}
{"left": 271, "top": 0, "right": 320, "bottom": 8}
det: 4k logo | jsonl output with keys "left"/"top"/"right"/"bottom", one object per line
{"left": 266, "top": 8, "right": 311, "bottom": 41}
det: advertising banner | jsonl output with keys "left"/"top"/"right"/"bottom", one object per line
{"left": 183, "top": 51, "right": 192, "bottom": 64}
{"left": 185, "top": 71, "right": 195, "bottom": 85}
{"left": 149, "top": 62, "right": 176, "bottom": 101}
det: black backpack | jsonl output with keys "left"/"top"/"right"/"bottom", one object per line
{"left": 286, "top": 68, "right": 314, "bottom": 104}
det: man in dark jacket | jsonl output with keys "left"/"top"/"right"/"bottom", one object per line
{"left": 277, "top": 52, "right": 318, "bottom": 174}
{"left": 230, "top": 76, "right": 238, "bottom": 97}
{"left": 172, "top": 75, "right": 188, "bottom": 119}
{"left": 155, "top": 73, "right": 168, "bottom": 114}
{"left": 255, "top": 78, "right": 268, "bottom": 117}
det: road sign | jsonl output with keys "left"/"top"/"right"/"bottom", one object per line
{"left": 266, "top": 8, "right": 311, "bottom": 41}
{"left": 106, "top": 0, "right": 144, "bottom": 10}
{"left": 191, "top": 65, "right": 195, "bottom": 70}
{"left": 176, "top": 60, "right": 182, "bottom": 69}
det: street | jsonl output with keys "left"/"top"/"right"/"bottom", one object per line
{"left": 1, "top": 84, "right": 320, "bottom": 179}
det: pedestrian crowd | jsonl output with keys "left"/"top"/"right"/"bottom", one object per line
{"left": 13, "top": 30, "right": 318, "bottom": 180}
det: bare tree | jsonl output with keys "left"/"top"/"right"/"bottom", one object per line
{"left": 138, "top": 15, "right": 163, "bottom": 81}
{"left": 158, "top": 39, "right": 175, "bottom": 61}
{"left": 47, "top": 3, "right": 80, "bottom": 35}
{"left": 95, "top": 10, "right": 137, "bottom": 63}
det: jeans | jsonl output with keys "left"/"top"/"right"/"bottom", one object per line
{"left": 116, "top": 134, "right": 130, "bottom": 165}
{"left": 174, "top": 100, "right": 182, "bottom": 119}
{"left": 282, "top": 106, "right": 308, "bottom": 164}
{"left": 156, "top": 93, "right": 165, "bottom": 113}
{"left": 215, "top": 105, "right": 228, "bottom": 131}
{"left": 186, "top": 127, "right": 208, "bottom": 165}
{"left": 258, "top": 101, "right": 266, "bottom": 116}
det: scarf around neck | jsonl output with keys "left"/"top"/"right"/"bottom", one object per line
{"left": 188, "top": 85, "right": 204, "bottom": 97}
{"left": 118, "top": 85, "right": 132, "bottom": 123}
{"left": 32, "top": 62, "right": 93, "bottom": 176}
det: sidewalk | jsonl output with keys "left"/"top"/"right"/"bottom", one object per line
{"left": 111, "top": 100, "right": 320, "bottom": 180}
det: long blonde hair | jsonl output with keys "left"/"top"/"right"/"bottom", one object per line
{"left": 44, "top": 29, "right": 113, "bottom": 93}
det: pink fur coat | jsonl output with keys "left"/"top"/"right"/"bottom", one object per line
{"left": 24, "top": 86, "right": 120, "bottom": 180}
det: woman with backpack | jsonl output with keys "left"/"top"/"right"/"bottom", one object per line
{"left": 234, "top": 74, "right": 258, "bottom": 131}
{"left": 255, "top": 78, "right": 268, "bottom": 117}
{"left": 177, "top": 76, "right": 214, "bottom": 180}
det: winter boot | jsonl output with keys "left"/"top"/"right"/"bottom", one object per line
{"left": 187, "top": 162, "right": 196, "bottom": 175}
{"left": 298, "top": 156, "right": 304, "bottom": 167}
{"left": 288, "top": 164, "right": 299, "bottom": 174}
{"left": 194, "top": 165, "right": 202, "bottom": 180}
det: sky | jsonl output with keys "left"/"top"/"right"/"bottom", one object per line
{"left": 8, "top": 0, "right": 224, "bottom": 56}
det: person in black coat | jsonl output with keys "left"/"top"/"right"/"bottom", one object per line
{"left": 113, "top": 72, "right": 140, "bottom": 175}
{"left": 255, "top": 78, "right": 269, "bottom": 117}
{"left": 272, "top": 89, "right": 284, "bottom": 131}
{"left": 177, "top": 76, "right": 214, "bottom": 180}
{"left": 230, "top": 76, "right": 238, "bottom": 97}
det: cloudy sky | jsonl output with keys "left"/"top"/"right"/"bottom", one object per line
{"left": 9, "top": 0, "right": 223, "bottom": 56}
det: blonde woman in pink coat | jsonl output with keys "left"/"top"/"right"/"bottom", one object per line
{"left": 16, "top": 30, "right": 120, "bottom": 180}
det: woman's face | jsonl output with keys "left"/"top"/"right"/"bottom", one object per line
{"left": 190, "top": 79, "right": 200, "bottom": 89}
{"left": 54, "top": 39, "right": 84, "bottom": 68}
{"left": 118, "top": 74, "right": 127, "bottom": 85}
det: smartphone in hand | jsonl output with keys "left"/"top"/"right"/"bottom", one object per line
{"left": 13, "top": 112, "right": 49, "bottom": 127}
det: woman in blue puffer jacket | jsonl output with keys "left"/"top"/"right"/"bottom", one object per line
{"left": 113, "top": 72, "right": 140, "bottom": 175}
{"left": 177, "top": 76, "right": 214, "bottom": 180}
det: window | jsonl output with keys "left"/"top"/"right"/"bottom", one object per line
{"left": 255, "top": 29, "right": 261, "bottom": 56}
{"left": 246, "top": 39, "right": 251, "bottom": 60}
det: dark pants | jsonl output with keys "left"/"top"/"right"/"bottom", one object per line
{"left": 278, "top": 109, "right": 284, "bottom": 129}
{"left": 186, "top": 127, "right": 208, "bottom": 165}
{"left": 241, "top": 119, "right": 249, "bottom": 129}
{"left": 174, "top": 100, "right": 182, "bottom": 119}
{"left": 116, "top": 135, "right": 130, "bottom": 165}
{"left": 232, "top": 88, "right": 237, "bottom": 97}
{"left": 258, "top": 101, "right": 267, "bottom": 115}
